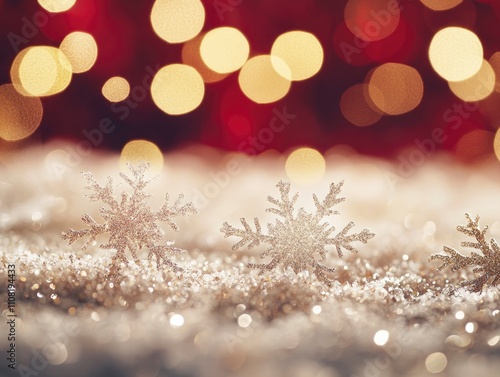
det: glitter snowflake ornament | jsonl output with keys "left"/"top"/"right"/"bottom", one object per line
{"left": 430, "top": 214, "right": 500, "bottom": 292}
{"left": 221, "top": 181, "right": 374, "bottom": 286}
{"left": 62, "top": 163, "right": 196, "bottom": 275}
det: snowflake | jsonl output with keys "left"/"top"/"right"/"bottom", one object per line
{"left": 62, "top": 163, "right": 196, "bottom": 275}
{"left": 220, "top": 181, "right": 375, "bottom": 286}
{"left": 430, "top": 214, "right": 500, "bottom": 292}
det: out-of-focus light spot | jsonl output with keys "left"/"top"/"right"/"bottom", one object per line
{"left": 465, "top": 322, "right": 476, "bottom": 333}
{"left": 455, "top": 311, "right": 465, "bottom": 320}
{"left": 340, "top": 84, "right": 383, "bottom": 126}
{"left": 373, "top": 330, "right": 389, "bottom": 346}
{"left": 425, "top": 352, "right": 448, "bottom": 373}
{"left": 170, "top": 314, "right": 184, "bottom": 328}
{"left": 449, "top": 60, "right": 495, "bottom": 102}
{"left": 488, "top": 52, "right": 500, "bottom": 93}
{"left": 312, "top": 305, "right": 322, "bottom": 315}
{"left": 445, "top": 334, "right": 471, "bottom": 348}
{"left": 102, "top": 77, "right": 130, "bottom": 102}
{"left": 150, "top": 0, "right": 205, "bottom": 44}
{"left": 238, "top": 55, "right": 291, "bottom": 104}
{"left": 60, "top": 32, "right": 98, "bottom": 73}
{"left": 285, "top": 148, "right": 325, "bottom": 186}
{"left": 429, "top": 27, "right": 483, "bottom": 82}
{"left": 119, "top": 140, "right": 164, "bottom": 175}
{"left": 344, "top": 0, "right": 401, "bottom": 42}
{"left": 367, "top": 63, "right": 424, "bottom": 115}
{"left": 45, "top": 343, "right": 68, "bottom": 365}
{"left": 423, "top": 221, "right": 436, "bottom": 235}
{"left": 151, "top": 64, "right": 205, "bottom": 115}
{"left": 270, "top": 31, "right": 323, "bottom": 81}
{"left": 238, "top": 314, "right": 252, "bottom": 328}
{"left": 38, "top": 0, "right": 76, "bottom": 13}
{"left": 200, "top": 27, "right": 249, "bottom": 74}
{"left": 420, "top": 0, "right": 463, "bottom": 11}
{"left": 495, "top": 129, "right": 500, "bottom": 162}
{"left": 182, "top": 34, "right": 227, "bottom": 83}
{"left": 0, "top": 84, "right": 43, "bottom": 141}
{"left": 488, "top": 335, "right": 500, "bottom": 346}
{"left": 11, "top": 46, "right": 72, "bottom": 97}
{"left": 31, "top": 212, "right": 43, "bottom": 222}
{"left": 455, "top": 130, "right": 494, "bottom": 162}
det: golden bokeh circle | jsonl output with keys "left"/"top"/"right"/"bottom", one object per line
{"left": 102, "top": 77, "right": 130, "bottom": 102}
{"left": 420, "top": 0, "right": 463, "bottom": 11}
{"left": 340, "top": 84, "right": 383, "bottom": 127}
{"left": 489, "top": 52, "right": 500, "bottom": 93}
{"left": 429, "top": 27, "right": 483, "bottom": 82}
{"left": 60, "top": 32, "right": 98, "bottom": 73}
{"left": 449, "top": 60, "right": 495, "bottom": 102}
{"left": 38, "top": 0, "right": 76, "bottom": 13}
{"left": 200, "top": 27, "right": 250, "bottom": 74}
{"left": 151, "top": 64, "right": 205, "bottom": 115}
{"left": 150, "top": 0, "right": 205, "bottom": 44}
{"left": 182, "top": 34, "right": 228, "bottom": 83}
{"left": 285, "top": 147, "right": 326, "bottom": 186}
{"left": 120, "top": 140, "right": 164, "bottom": 175}
{"left": 368, "top": 63, "right": 424, "bottom": 115}
{"left": 238, "top": 55, "right": 291, "bottom": 104}
{"left": 271, "top": 31, "right": 324, "bottom": 81}
{"left": 494, "top": 128, "right": 500, "bottom": 162}
{"left": 0, "top": 84, "right": 43, "bottom": 141}
{"left": 11, "top": 46, "right": 72, "bottom": 97}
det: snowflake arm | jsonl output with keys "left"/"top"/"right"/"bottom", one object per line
{"left": 221, "top": 217, "right": 273, "bottom": 250}
{"left": 328, "top": 221, "right": 375, "bottom": 258}
{"left": 62, "top": 214, "right": 107, "bottom": 250}
{"left": 156, "top": 193, "right": 197, "bottom": 231}
{"left": 430, "top": 214, "right": 500, "bottom": 292}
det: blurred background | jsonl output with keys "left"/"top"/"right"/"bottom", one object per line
{"left": 1, "top": 0, "right": 500, "bottom": 163}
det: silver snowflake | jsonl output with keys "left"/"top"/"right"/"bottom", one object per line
{"left": 62, "top": 163, "right": 196, "bottom": 275}
{"left": 430, "top": 214, "right": 500, "bottom": 292}
{"left": 221, "top": 181, "right": 375, "bottom": 286}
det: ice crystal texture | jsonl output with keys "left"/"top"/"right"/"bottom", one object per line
{"left": 221, "top": 181, "right": 374, "bottom": 285}
{"left": 62, "top": 163, "right": 196, "bottom": 273}
{"left": 430, "top": 214, "right": 500, "bottom": 292}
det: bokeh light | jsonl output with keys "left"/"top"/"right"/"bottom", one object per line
{"left": 489, "top": 52, "right": 500, "bottom": 93}
{"left": 182, "top": 34, "right": 228, "bottom": 83}
{"left": 200, "top": 27, "right": 250, "bottom": 74}
{"left": 238, "top": 55, "right": 291, "bottom": 104}
{"left": 420, "top": 0, "right": 463, "bottom": 11}
{"left": 38, "top": 0, "right": 76, "bottom": 13}
{"left": 429, "top": 27, "right": 483, "bottom": 82}
{"left": 373, "top": 330, "right": 389, "bottom": 346}
{"left": 270, "top": 31, "right": 324, "bottom": 81}
{"left": 11, "top": 46, "right": 72, "bottom": 97}
{"left": 344, "top": 0, "right": 401, "bottom": 42}
{"left": 119, "top": 140, "right": 164, "bottom": 174}
{"left": 151, "top": 64, "right": 205, "bottom": 115}
{"left": 0, "top": 84, "right": 43, "bottom": 141}
{"left": 367, "top": 63, "right": 424, "bottom": 115}
{"left": 425, "top": 352, "right": 448, "bottom": 374}
{"left": 455, "top": 130, "right": 494, "bottom": 162}
{"left": 448, "top": 60, "right": 495, "bottom": 102}
{"left": 340, "top": 84, "right": 383, "bottom": 126}
{"left": 494, "top": 129, "right": 500, "bottom": 162}
{"left": 102, "top": 77, "right": 130, "bottom": 102}
{"left": 150, "top": 0, "right": 205, "bottom": 44}
{"left": 59, "top": 32, "right": 98, "bottom": 73}
{"left": 285, "top": 147, "right": 325, "bottom": 185}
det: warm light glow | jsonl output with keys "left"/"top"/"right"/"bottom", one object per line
{"left": 0, "top": 84, "right": 43, "bottom": 141}
{"left": 11, "top": 46, "right": 72, "bottom": 97}
{"left": 182, "top": 34, "right": 228, "bottom": 83}
{"left": 420, "top": 0, "right": 462, "bottom": 11}
{"left": 425, "top": 352, "right": 448, "bottom": 374}
{"left": 344, "top": 0, "right": 401, "bottom": 42}
{"left": 285, "top": 148, "right": 326, "bottom": 185}
{"left": 429, "top": 27, "right": 483, "bottom": 82}
{"left": 60, "top": 32, "right": 98, "bottom": 73}
{"left": 373, "top": 330, "right": 389, "bottom": 346}
{"left": 368, "top": 63, "right": 424, "bottom": 115}
{"left": 456, "top": 130, "right": 494, "bottom": 161}
{"left": 120, "top": 140, "right": 164, "bottom": 174}
{"left": 151, "top": 64, "right": 205, "bottom": 115}
{"left": 340, "top": 84, "right": 383, "bottom": 126}
{"left": 238, "top": 55, "right": 291, "bottom": 104}
{"left": 38, "top": 0, "right": 76, "bottom": 13}
{"left": 200, "top": 27, "right": 250, "bottom": 74}
{"left": 489, "top": 52, "right": 500, "bottom": 93}
{"left": 102, "top": 77, "right": 130, "bottom": 102}
{"left": 169, "top": 314, "right": 184, "bottom": 328}
{"left": 495, "top": 129, "right": 500, "bottom": 163}
{"left": 449, "top": 60, "right": 495, "bottom": 102}
{"left": 150, "top": 0, "right": 205, "bottom": 44}
{"left": 270, "top": 31, "right": 324, "bottom": 81}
